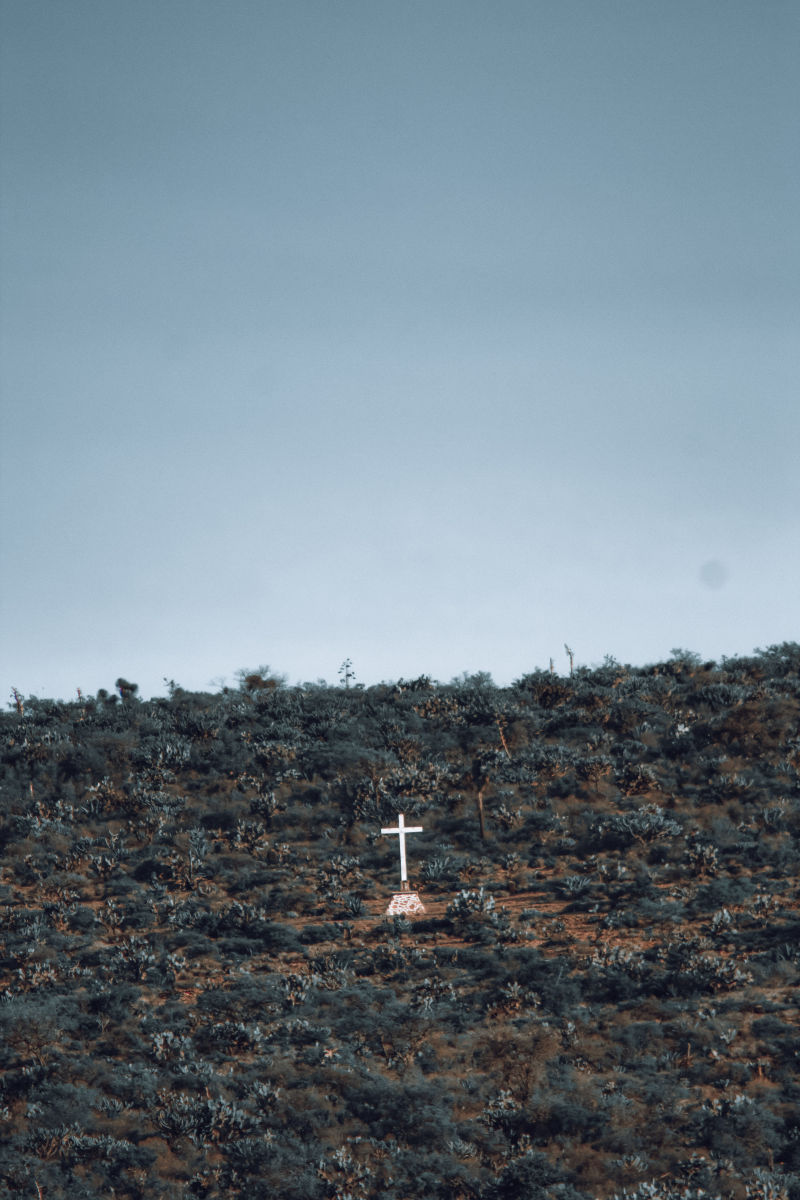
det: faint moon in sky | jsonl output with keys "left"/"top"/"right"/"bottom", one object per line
{"left": 699, "top": 560, "right": 728, "bottom": 589}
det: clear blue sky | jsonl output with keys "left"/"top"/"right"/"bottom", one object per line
{"left": 1, "top": 1, "right": 798, "bottom": 698}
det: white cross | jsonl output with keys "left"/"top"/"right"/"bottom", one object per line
{"left": 380, "top": 812, "right": 423, "bottom": 887}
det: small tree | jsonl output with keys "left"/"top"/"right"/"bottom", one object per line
{"left": 115, "top": 677, "right": 139, "bottom": 701}
{"left": 236, "top": 665, "right": 286, "bottom": 691}
{"left": 472, "top": 755, "right": 490, "bottom": 840}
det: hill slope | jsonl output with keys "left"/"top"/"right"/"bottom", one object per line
{"left": 2, "top": 648, "right": 799, "bottom": 1199}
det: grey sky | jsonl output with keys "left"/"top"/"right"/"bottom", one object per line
{"left": 1, "top": 1, "right": 798, "bottom": 698}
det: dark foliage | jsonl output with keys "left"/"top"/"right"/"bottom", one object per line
{"left": 1, "top": 645, "right": 799, "bottom": 1198}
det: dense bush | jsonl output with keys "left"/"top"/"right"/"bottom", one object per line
{"left": 1, "top": 646, "right": 798, "bottom": 1197}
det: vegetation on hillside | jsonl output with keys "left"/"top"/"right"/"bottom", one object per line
{"left": 2, "top": 646, "right": 799, "bottom": 1199}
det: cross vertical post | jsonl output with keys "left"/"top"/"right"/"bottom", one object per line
{"left": 380, "top": 812, "right": 423, "bottom": 891}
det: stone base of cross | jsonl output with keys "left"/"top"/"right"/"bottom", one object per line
{"left": 386, "top": 890, "right": 425, "bottom": 916}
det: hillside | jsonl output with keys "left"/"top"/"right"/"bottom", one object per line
{"left": 2, "top": 647, "right": 799, "bottom": 1199}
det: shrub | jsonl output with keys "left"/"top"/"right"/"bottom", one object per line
{"left": 593, "top": 805, "right": 682, "bottom": 849}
